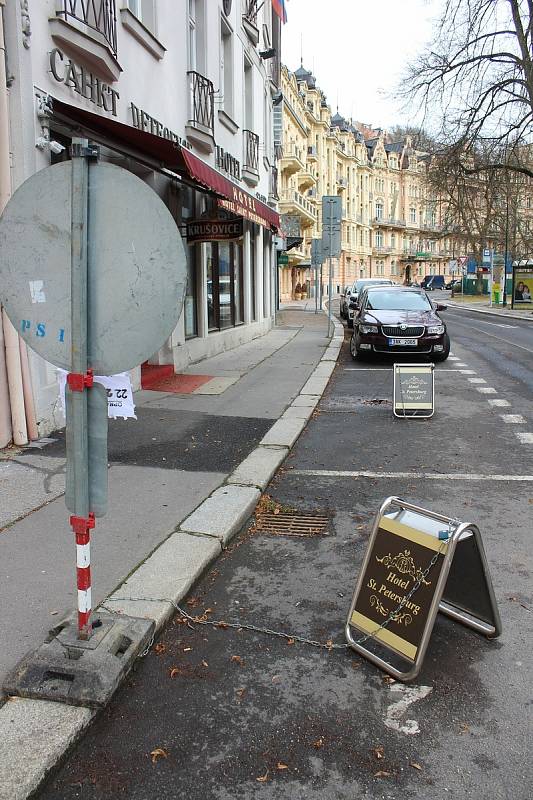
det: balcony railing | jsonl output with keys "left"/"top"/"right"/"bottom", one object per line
{"left": 187, "top": 71, "right": 214, "bottom": 135}
{"left": 372, "top": 216, "right": 406, "bottom": 228}
{"left": 56, "top": 0, "right": 117, "bottom": 55}
{"left": 243, "top": 129, "right": 259, "bottom": 173}
{"left": 243, "top": 0, "right": 259, "bottom": 25}
{"left": 279, "top": 190, "right": 318, "bottom": 219}
{"left": 372, "top": 246, "right": 393, "bottom": 255}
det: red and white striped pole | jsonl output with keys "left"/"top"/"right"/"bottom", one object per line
{"left": 70, "top": 512, "right": 95, "bottom": 639}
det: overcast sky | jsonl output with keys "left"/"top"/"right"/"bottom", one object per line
{"left": 281, "top": 0, "right": 442, "bottom": 131}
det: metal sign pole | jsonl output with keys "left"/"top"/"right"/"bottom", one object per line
{"left": 68, "top": 138, "right": 93, "bottom": 640}
{"left": 328, "top": 200, "right": 333, "bottom": 333}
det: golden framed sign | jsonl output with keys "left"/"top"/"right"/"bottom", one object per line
{"left": 345, "top": 497, "right": 501, "bottom": 681}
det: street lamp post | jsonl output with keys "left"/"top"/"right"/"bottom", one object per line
{"left": 503, "top": 192, "right": 510, "bottom": 307}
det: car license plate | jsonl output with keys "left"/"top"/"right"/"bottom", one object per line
{"left": 388, "top": 338, "right": 417, "bottom": 346}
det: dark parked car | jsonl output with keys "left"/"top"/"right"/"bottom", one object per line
{"left": 421, "top": 275, "right": 445, "bottom": 291}
{"left": 349, "top": 285, "right": 450, "bottom": 361}
{"left": 339, "top": 285, "right": 353, "bottom": 319}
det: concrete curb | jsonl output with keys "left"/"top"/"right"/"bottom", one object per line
{"left": 446, "top": 300, "right": 533, "bottom": 322}
{"left": 0, "top": 310, "right": 345, "bottom": 800}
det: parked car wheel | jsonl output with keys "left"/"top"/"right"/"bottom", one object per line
{"left": 350, "top": 332, "right": 367, "bottom": 360}
{"left": 433, "top": 334, "right": 450, "bottom": 362}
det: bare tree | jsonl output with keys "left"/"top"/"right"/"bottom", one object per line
{"left": 404, "top": 0, "right": 533, "bottom": 179}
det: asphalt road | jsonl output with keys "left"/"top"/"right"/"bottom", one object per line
{"left": 38, "top": 307, "right": 533, "bottom": 800}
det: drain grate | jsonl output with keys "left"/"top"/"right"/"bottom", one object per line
{"left": 255, "top": 512, "right": 330, "bottom": 537}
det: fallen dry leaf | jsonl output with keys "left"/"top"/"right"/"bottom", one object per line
{"left": 287, "top": 638, "right": 295, "bottom": 646}
{"left": 150, "top": 748, "right": 168, "bottom": 764}
{"left": 372, "top": 746, "right": 384, "bottom": 760}
{"left": 273, "top": 507, "right": 280, "bottom": 515}
{"left": 154, "top": 643, "right": 167, "bottom": 655}
{"left": 374, "top": 770, "right": 393, "bottom": 778}
{"left": 235, "top": 687, "right": 247, "bottom": 698}
{"left": 325, "top": 639, "right": 334, "bottom": 651}
{"left": 410, "top": 762, "right": 423, "bottom": 771}
{"left": 458, "top": 722, "right": 470, "bottom": 735}
{"left": 271, "top": 675, "right": 281, "bottom": 684}
{"left": 231, "top": 655, "right": 244, "bottom": 666}
{"left": 276, "top": 762, "right": 289, "bottom": 771}
{"left": 256, "top": 770, "right": 269, "bottom": 783}
{"left": 186, "top": 596, "right": 201, "bottom": 608}
{"left": 312, "top": 738, "right": 324, "bottom": 749}
{"left": 201, "top": 660, "right": 209, "bottom": 668}
{"left": 217, "top": 621, "right": 229, "bottom": 630}
{"left": 382, "top": 675, "right": 396, "bottom": 685}
{"left": 169, "top": 667, "right": 180, "bottom": 679}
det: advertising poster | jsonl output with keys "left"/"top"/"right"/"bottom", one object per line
{"left": 513, "top": 265, "right": 533, "bottom": 307}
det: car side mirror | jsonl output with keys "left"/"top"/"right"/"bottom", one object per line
{"left": 436, "top": 303, "right": 447, "bottom": 311}
{"left": 349, "top": 300, "right": 358, "bottom": 310}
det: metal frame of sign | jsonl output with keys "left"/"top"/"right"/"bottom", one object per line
{"left": 393, "top": 363, "right": 435, "bottom": 419}
{"left": 345, "top": 496, "right": 501, "bottom": 681}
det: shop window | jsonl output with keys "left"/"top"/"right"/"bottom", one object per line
{"left": 206, "top": 241, "right": 244, "bottom": 331}
{"left": 250, "top": 224, "right": 257, "bottom": 321}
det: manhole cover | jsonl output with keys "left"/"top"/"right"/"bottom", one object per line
{"left": 255, "top": 512, "right": 330, "bottom": 537}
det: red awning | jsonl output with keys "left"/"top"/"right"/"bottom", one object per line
{"left": 51, "top": 98, "right": 279, "bottom": 230}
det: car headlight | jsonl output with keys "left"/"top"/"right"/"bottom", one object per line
{"left": 360, "top": 324, "right": 379, "bottom": 334}
{"left": 427, "top": 325, "right": 445, "bottom": 335}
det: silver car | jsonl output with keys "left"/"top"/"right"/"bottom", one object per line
{"left": 346, "top": 278, "right": 394, "bottom": 327}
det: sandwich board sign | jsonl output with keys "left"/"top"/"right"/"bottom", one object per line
{"left": 393, "top": 363, "right": 434, "bottom": 418}
{"left": 345, "top": 497, "right": 501, "bottom": 681}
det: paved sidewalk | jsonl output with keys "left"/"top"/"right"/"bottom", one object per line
{"left": 0, "top": 306, "right": 344, "bottom": 800}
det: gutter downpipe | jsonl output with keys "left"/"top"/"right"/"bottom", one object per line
{"left": 0, "top": 0, "right": 29, "bottom": 445}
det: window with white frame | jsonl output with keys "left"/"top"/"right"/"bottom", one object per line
{"left": 127, "top": 0, "right": 155, "bottom": 32}
{"left": 375, "top": 230, "right": 383, "bottom": 247}
{"left": 221, "top": 16, "right": 234, "bottom": 116}
{"left": 391, "top": 260, "right": 397, "bottom": 275}
{"left": 410, "top": 207, "right": 416, "bottom": 223}
{"left": 375, "top": 201, "right": 383, "bottom": 220}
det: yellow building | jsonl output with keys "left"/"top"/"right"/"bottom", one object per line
{"left": 278, "top": 64, "right": 458, "bottom": 300}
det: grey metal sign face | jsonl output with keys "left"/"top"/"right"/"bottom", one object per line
{"left": 0, "top": 162, "right": 186, "bottom": 374}
{"left": 311, "top": 238, "right": 323, "bottom": 267}
{"left": 322, "top": 195, "right": 342, "bottom": 226}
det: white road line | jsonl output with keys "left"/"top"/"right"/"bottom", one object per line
{"left": 456, "top": 369, "right": 477, "bottom": 374}
{"left": 488, "top": 399, "right": 511, "bottom": 407}
{"left": 501, "top": 414, "right": 526, "bottom": 424}
{"left": 516, "top": 432, "right": 533, "bottom": 444}
{"left": 455, "top": 363, "right": 468, "bottom": 367}
{"left": 446, "top": 317, "right": 533, "bottom": 354}
{"left": 291, "top": 469, "right": 533, "bottom": 481}
{"left": 448, "top": 356, "right": 460, "bottom": 361}
{"left": 478, "top": 321, "right": 518, "bottom": 329}
{"left": 477, "top": 387, "right": 497, "bottom": 394}
{"left": 468, "top": 378, "right": 486, "bottom": 384}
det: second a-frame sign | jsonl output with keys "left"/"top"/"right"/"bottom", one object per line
{"left": 345, "top": 497, "right": 501, "bottom": 681}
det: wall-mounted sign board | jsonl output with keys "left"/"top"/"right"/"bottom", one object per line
{"left": 345, "top": 497, "right": 501, "bottom": 681}
{"left": 393, "top": 363, "right": 434, "bottom": 418}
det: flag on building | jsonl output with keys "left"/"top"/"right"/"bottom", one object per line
{"left": 272, "top": 0, "right": 288, "bottom": 24}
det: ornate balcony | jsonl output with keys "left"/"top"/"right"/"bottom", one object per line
{"left": 56, "top": 0, "right": 117, "bottom": 53}
{"left": 186, "top": 71, "right": 215, "bottom": 152}
{"left": 50, "top": 0, "right": 121, "bottom": 81}
{"left": 372, "top": 246, "right": 393, "bottom": 255}
{"left": 243, "top": 129, "right": 259, "bottom": 186}
{"left": 279, "top": 189, "right": 317, "bottom": 228}
{"left": 372, "top": 216, "right": 406, "bottom": 228}
{"left": 279, "top": 144, "right": 305, "bottom": 176}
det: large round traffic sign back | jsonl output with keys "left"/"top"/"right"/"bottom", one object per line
{"left": 0, "top": 162, "right": 186, "bottom": 374}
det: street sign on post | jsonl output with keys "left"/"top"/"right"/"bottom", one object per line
{"left": 345, "top": 496, "right": 501, "bottom": 681}
{"left": 0, "top": 147, "right": 187, "bottom": 644}
{"left": 322, "top": 196, "right": 342, "bottom": 330}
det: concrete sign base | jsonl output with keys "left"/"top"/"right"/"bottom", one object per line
{"left": 3, "top": 613, "right": 154, "bottom": 708}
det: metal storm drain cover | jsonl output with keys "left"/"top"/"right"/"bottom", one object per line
{"left": 255, "top": 512, "right": 330, "bottom": 537}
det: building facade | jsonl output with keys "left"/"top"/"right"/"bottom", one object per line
{"left": 278, "top": 64, "right": 465, "bottom": 301}
{"left": 0, "top": 0, "right": 283, "bottom": 443}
